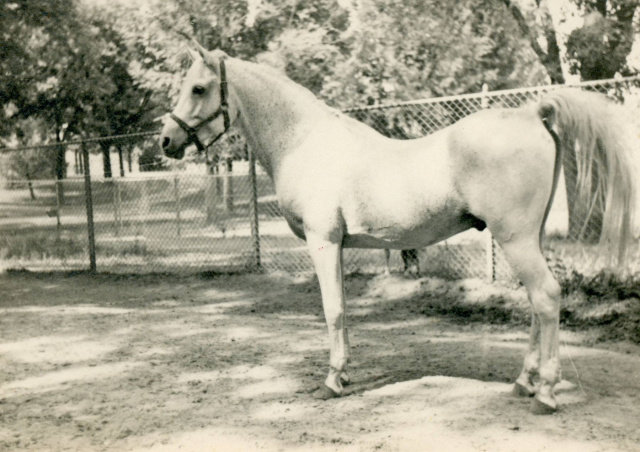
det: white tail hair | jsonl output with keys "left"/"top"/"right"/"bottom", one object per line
{"left": 539, "top": 88, "right": 637, "bottom": 266}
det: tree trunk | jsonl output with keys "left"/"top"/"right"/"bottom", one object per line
{"left": 26, "top": 170, "right": 36, "bottom": 200}
{"left": 55, "top": 143, "right": 66, "bottom": 205}
{"left": 501, "top": 0, "right": 565, "bottom": 84}
{"left": 127, "top": 148, "right": 133, "bottom": 172}
{"left": 101, "top": 142, "right": 113, "bottom": 179}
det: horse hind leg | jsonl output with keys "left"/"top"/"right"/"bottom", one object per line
{"left": 497, "top": 236, "right": 561, "bottom": 414}
{"left": 513, "top": 312, "right": 540, "bottom": 398}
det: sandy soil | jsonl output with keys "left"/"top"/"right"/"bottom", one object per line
{"left": 0, "top": 271, "right": 639, "bottom": 452}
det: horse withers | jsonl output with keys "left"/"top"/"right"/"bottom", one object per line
{"left": 160, "top": 43, "right": 636, "bottom": 414}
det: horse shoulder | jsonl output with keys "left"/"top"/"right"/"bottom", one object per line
{"left": 273, "top": 121, "right": 356, "bottom": 235}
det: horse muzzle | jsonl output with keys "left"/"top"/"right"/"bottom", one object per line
{"left": 159, "top": 128, "right": 187, "bottom": 160}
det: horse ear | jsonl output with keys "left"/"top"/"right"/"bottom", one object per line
{"left": 186, "top": 46, "right": 199, "bottom": 62}
{"left": 191, "top": 39, "right": 218, "bottom": 70}
{"left": 191, "top": 39, "right": 207, "bottom": 58}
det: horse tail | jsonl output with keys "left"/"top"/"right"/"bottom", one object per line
{"left": 537, "top": 88, "right": 637, "bottom": 266}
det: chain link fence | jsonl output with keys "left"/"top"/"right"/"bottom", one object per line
{"left": 344, "top": 76, "right": 640, "bottom": 281}
{"left": 2, "top": 76, "right": 640, "bottom": 279}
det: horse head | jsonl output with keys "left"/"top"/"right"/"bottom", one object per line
{"left": 160, "top": 42, "right": 239, "bottom": 159}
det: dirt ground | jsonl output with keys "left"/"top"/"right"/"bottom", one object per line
{"left": 1, "top": 270, "right": 639, "bottom": 452}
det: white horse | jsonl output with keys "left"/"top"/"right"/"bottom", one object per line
{"left": 160, "top": 43, "right": 636, "bottom": 414}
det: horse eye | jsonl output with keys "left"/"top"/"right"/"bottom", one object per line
{"left": 192, "top": 85, "right": 206, "bottom": 95}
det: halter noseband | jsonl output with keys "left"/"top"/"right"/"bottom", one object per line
{"left": 169, "top": 58, "right": 231, "bottom": 153}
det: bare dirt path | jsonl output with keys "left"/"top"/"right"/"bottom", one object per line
{"left": 1, "top": 271, "right": 639, "bottom": 452}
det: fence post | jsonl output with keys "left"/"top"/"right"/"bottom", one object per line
{"left": 174, "top": 174, "right": 182, "bottom": 237}
{"left": 113, "top": 178, "right": 121, "bottom": 236}
{"left": 480, "top": 84, "right": 496, "bottom": 282}
{"left": 481, "top": 83, "right": 489, "bottom": 108}
{"left": 82, "top": 141, "right": 97, "bottom": 273}
{"left": 248, "top": 145, "right": 261, "bottom": 270}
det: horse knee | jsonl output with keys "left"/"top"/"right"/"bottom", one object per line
{"left": 539, "top": 357, "right": 561, "bottom": 384}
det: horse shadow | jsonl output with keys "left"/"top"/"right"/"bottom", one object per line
{"left": 226, "top": 272, "right": 531, "bottom": 394}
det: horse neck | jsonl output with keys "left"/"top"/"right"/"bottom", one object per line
{"left": 226, "top": 59, "right": 331, "bottom": 177}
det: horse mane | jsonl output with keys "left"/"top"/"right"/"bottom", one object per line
{"left": 243, "top": 58, "right": 396, "bottom": 141}
{"left": 245, "top": 59, "right": 332, "bottom": 109}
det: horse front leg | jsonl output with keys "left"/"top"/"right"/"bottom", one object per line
{"left": 306, "top": 233, "right": 350, "bottom": 399}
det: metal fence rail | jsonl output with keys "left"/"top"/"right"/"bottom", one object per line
{"left": 1, "top": 75, "right": 639, "bottom": 279}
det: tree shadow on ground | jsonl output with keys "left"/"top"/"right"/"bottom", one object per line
{"left": 3, "top": 270, "right": 639, "bottom": 452}
{"left": 216, "top": 273, "right": 533, "bottom": 394}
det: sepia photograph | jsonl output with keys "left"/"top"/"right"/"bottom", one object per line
{"left": 1, "top": 0, "right": 639, "bottom": 450}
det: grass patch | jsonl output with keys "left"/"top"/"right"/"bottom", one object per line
{"left": 558, "top": 270, "right": 640, "bottom": 343}
{"left": 0, "top": 232, "right": 86, "bottom": 260}
{"left": 0, "top": 230, "right": 160, "bottom": 261}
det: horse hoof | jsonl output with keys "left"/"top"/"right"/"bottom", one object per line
{"left": 531, "top": 397, "right": 556, "bottom": 415}
{"left": 340, "top": 372, "right": 351, "bottom": 385}
{"left": 313, "top": 384, "right": 341, "bottom": 400}
{"left": 512, "top": 382, "right": 535, "bottom": 398}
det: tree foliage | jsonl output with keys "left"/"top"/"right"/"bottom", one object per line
{"left": 3, "top": 0, "right": 639, "bottom": 179}
{"left": 318, "top": 0, "right": 545, "bottom": 107}
{"left": 566, "top": 0, "right": 639, "bottom": 80}
{"left": 1, "top": 0, "right": 164, "bottom": 179}
{"left": 502, "top": 0, "right": 639, "bottom": 83}
{"left": 2, "top": 118, "right": 58, "bottom": 181}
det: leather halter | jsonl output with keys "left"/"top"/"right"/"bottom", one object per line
{"left": 169, "top": 58, "right": 231, "bottom": 152}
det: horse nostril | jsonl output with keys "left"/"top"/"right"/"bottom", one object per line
{"left": 162, "top": 137, "right": 171, "bottom": 149}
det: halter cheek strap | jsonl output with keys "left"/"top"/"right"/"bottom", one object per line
{"left": 169, "top": 58, "right": 231, "bottom": 152}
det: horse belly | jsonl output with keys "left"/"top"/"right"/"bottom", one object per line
{"left": 342, "top": 207, "right": 472, "bottom": 250}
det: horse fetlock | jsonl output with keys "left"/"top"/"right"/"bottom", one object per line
{"left": 330, "top": 357, "right": 349, "bottom": 373}
{"left": 325, "top": 373, "right": 345, "bottom": 394}
{"left": 523, "top": 353, "right": 540, "bottom": 375}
